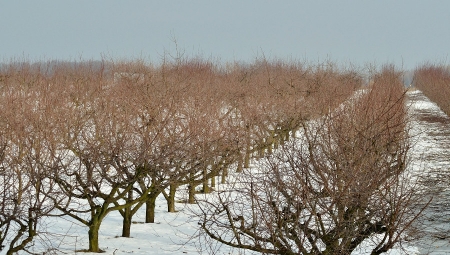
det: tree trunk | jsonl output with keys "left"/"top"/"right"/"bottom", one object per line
{"left": 267, "top": 143, "right": 273, "bottom": 155}
{"left": 236, "top": 154, "right": 243, "bottom": 172}
{"left": 210, "top": 175, "right": 216, "bottom": 189}
{"left": 202, "top": 166, "right": 209, "bottom": 193}
{"left": 273, "top": 136, "right": 279, "bottom": 150}
{"left": 167, "top": 184, "right": 177, "bottom": 212}
{"left": 122, "top": 191, "right": 133, "bottom": 237}
{"left": 244, "top": 148, "right": 251, "bottom": 169}
{"left": 145, "top": 196, "right": 157, "bottom": 223}
{"left": 280, "top": 130, "right": 286, "bottom": 145}
{"left": 221, "top": 167, "right": 228, "bottom": 184}
{"left": 122, "top": 209, "right": 132, "bottom": 237}
{"left": 188, "top": 171, "right": 195, "bottom": 204}
{"left": 188, "top": 185, "right": 195, "bottom": 204}
{"left": 244, "top": 130, "right": 251, "bottom": 168}
{"left": 88, "top": 220, "right": 101, "bottom": 252}
{"left": 258, "top": 144, "right": 265, "bottom": 158}
{"left": 284, "top": 131, "right": 290, "bottom": 142}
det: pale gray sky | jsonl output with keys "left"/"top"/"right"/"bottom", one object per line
{"left": 1, "top": 1, "right": 449, "bottom": 69}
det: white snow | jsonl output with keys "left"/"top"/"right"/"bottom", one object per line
{"left": 21, "top": 183, "right": 418, "bottom": 255}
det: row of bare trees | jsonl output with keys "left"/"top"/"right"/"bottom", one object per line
{"left": 413, "top": 64, "right": 450, "bottom": 116}
{"left": 0, "top": 58, "right": 422, "bottom": 254}
{"left": 197, "top": 66, "right": 427, "bottom": 255}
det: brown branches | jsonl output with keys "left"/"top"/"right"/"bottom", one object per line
{"left": 413, "top": 64, "right": 450, "bottom": 116}
{"left": 197, "top": 67, "right": 425, "bottom": 254}
{"left": 0, "top": 62, "right": 58, "bottom": 254}
{"left": 0, "top": 56, "right": 422, "bottom": 254}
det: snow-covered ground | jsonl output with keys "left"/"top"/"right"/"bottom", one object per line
{"left": 25, "top": 183, "right": 419, "bottom": 255}
{"left": 4, "top": 89, "right": 450, "bottom": 255}
{"left": 407, "top": 90, "right": 450, "bottom": 255}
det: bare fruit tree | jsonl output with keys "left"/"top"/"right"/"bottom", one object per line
{"left": 0, "top": 63, "right": 57, "bottom": 254}
{"left": 46, "top": 62, "right": 155, "bottom": 252}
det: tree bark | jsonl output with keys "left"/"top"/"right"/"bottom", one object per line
{"left": 122, "top": 191, "right": 133, "bottom": 237}
{"left": 145, "top": 196, "right": 157, "bottom": 223}
{"left": 236, "top": 154, "right": 243, "bottom": 172}
{"left": 267, "top": 134, "right": 273, "bottom": 155}
{"left": 167, "top": 184, "right": 177, "bottom": 212}
{"left": 273, "top": 136, "right": 279, "bottom": 150}
{"left": 244, "top": 148, "right": 251, "bottom": 169}
{"left": 188, "top": 171, "right": 196, "bottom": 204}
{"left": 122, "top": 209, "right": 132, "bottom": 237}
{"left": 210, "top": 175, "right": 216, "bottom": 189}
{"left": 202, "top": 166, "right": 209, "bottom": 193}
{"left": 88, "top": 220, "right": 101, "bottom": 252}
{"left": 221, "top": 167, "right": 228, "bottom": 184}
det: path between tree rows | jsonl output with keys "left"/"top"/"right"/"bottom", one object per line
{"left": 407, "top": 90, "right": 450, "bottom": 255}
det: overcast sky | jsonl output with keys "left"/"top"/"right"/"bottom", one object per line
{"left": 1, "top": 1, "right": 449, "bottom": 69}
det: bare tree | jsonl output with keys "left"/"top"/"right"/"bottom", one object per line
{"left": 0, "top": 62, "right": 57, "bottom": 254}
{"left": 43, "top": 62, "right": 156, "bottom": 252}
